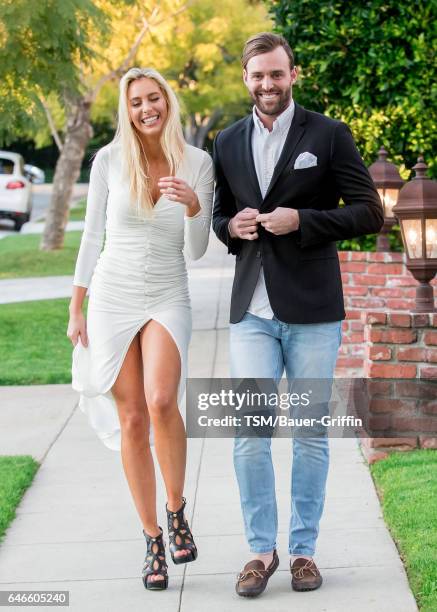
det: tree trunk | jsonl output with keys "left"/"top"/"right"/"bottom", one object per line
{"left": 183, "top": 115, "right": 197, "bottom": 146}
{"left": 40, "top": 95, "right": 93, "bottom": 251}
{"left": 183, "top": 110, "right": 222, "bottom": 150}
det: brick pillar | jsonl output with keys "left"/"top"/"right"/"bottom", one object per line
{"left": 360, "top": 312, "right": 437, "bottom": 463}
{"left": 337, "top": 251, "right": 437, "bottom": 376}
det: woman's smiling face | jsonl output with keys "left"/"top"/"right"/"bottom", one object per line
{"left": 128, "top": 77, "right": 168, "bottom": 139}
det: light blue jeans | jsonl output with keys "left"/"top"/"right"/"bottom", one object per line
{"left": 230, "top": 313, "right": 342, "bottom": 555}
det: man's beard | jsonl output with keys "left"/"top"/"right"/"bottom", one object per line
{"left": 252, "top": 87, "right": 291, "bottom": 117}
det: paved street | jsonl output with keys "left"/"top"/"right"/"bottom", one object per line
{"left": 0, "top": 234, "right": 418, "bottom": 611}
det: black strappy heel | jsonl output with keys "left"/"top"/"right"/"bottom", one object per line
{"left": 142, "top": 527, "right": 168, "bottom": 590}
{"left": 166, "top": 497, "right": 198, "bottom": 565}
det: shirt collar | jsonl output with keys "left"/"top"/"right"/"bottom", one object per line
{"left": 252, "top": 99, "right": 295, "bottom": 136}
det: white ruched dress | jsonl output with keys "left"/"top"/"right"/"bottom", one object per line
{"left": 71, "top": 143, "right": 214, "bottom": 451}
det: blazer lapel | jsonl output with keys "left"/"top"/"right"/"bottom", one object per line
{"left": 263, "top": 103, "right": 307, "bottom": 203}
{"left": 243, "top": 115, "right": 263, "bottom": 204}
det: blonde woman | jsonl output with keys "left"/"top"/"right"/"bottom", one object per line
{"left": 67, "top": 67, "right": 214, "bottom": 591}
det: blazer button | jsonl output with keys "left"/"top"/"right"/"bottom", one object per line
{"left": 256, "top": 250, "right": 261, "bottom": 258}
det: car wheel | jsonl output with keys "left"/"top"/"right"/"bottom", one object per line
{"left": 14, "top": 214, "right": 30, "bottom": 232}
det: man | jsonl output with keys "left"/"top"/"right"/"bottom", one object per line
{"left": 212, "top": 32, "right": 383, "bottom": 598}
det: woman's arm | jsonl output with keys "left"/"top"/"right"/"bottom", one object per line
{"left": 158, "top": 151, "right": 214, "bottom": 260}
{"left": 183, "top": 152, "right": 214, "bottom": 260}
{"left": 67, "top": 147, "right": 109, "bottom": 346}
{"left": 72, "top": 147, "right": 109, "bottom": 287}
{"left": 67, "top": 286, "right": 88, "bottom": 346}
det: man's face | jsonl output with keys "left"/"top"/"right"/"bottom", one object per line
{"left": 243, "top": 46, "right": 297, "bottom": 117}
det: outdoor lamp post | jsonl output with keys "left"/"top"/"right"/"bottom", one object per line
{"left": 368, "top": 146, "right": 404, "bottom": 251}
{"left": 392, "top": 156, "right": 437, "bottom": 313}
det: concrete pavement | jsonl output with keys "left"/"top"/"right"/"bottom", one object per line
{"left": 21, "top": 220, "right": 86, "bottom": 235}
{"left": 0, "top": 237, "right": 418, "bottom": 611}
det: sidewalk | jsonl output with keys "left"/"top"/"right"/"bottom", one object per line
{"left": 21, "top": 220, "right": 86, "bottom": 234}
{"left": 0, "top": 237, "right": 418, "bottom": 611}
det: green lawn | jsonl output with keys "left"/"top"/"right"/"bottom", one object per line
{"left": 0, "top": 298, "right": 78, "bottom": 385}
{"left": 68, "top": 199, "right": 86, "bottom": 221}
{"left": 371, "top": 450, "right": 437, "bottom": 612}
{"left": 0, "top": 232, "right": 81, "bottom": 279}
{"left": 38, "top": 199, "right": 86, "bottom": 223}
{"left": 0, "top": 456, "right": 39, "bottom": 543}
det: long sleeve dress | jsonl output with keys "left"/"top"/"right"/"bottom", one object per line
{"left": 71, "top": 142, "right": 214, "bottom": 451}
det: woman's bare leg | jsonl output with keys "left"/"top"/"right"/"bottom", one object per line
{"left": 112, "top": 332, "right": 165, "bottom": 581}
{"left": 140, "top": 321, "right": 189, "bottom": 558}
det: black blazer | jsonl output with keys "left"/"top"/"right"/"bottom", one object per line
{"left": 212, "top": 103, "right": 384, "bottom": 324}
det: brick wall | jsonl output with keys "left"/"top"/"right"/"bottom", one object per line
{"left": 338, "top": 252, "right": 437, "bottom": 373}
{"left": 359, "top": 311, "right": 437, "bottom": 463}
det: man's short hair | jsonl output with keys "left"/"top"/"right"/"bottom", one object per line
{"left": 242, "top": 32, "right": 294, "bottom": 71}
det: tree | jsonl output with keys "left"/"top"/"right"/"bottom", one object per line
{"left": 91, "top": 0, "right": 270, "bottom": 148}
{"left": 269, "top": 0, "right": 436, "bottom": 179}
{"left": 38, "top": 1, "right": 191, "bottom": 251}
{"left": 151, "top": 0, "right": 269, "bottom": 147}
{"left": 0, "top": 0, "right": 189, "bottom": 250}
{"left": 0, "top": 0, "right": 106, "bottom": 143}
{"left": 1, "top": 0, "right": 269, "bottom": 250}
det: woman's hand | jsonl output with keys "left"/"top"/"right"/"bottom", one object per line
{"left": 158, "top": 177, "right": 201, "bottom": 217}
{"left": 67, "top": 310, "right": 89, "bottom": 347}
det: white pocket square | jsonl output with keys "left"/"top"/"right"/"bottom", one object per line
{"left": 294, "top": 152, "right": 318, "bottom": 169}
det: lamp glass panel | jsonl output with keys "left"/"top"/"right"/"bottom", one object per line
{"left": 425, "top": 218, "right": 437, "bottom": 259}
{"left": 377, "top": 188, "right": 385, "bottom": 215}
{"left": 402, "top": 219, "right": 423, "bottom": 259}
{"left": 383, "top": 188, "right": 399, "bottom": 218}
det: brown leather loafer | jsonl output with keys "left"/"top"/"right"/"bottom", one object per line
{"left": 236, "top": 549, "right": 279, "bottom": 598}
{"left": 290, "top": 557, "right": 323, "bottom": 591}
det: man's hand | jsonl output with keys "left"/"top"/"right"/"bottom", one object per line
{"left": 256, "top": 207, "right": 299, "bottom": 235}
{"left": 229, "top": 207, "right": 259, "bottom": 240}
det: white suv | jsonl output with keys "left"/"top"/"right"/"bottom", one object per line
{"left": 0, "top": 151, "right": 44, "bottom": 231}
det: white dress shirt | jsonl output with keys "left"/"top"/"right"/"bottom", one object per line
{"left": 246, "top": 100, "right": 295, "bottom": 319}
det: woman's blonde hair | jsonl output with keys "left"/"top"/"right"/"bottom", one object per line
{"left": 113, "top": 67, "right": 185, "bottom": 216}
